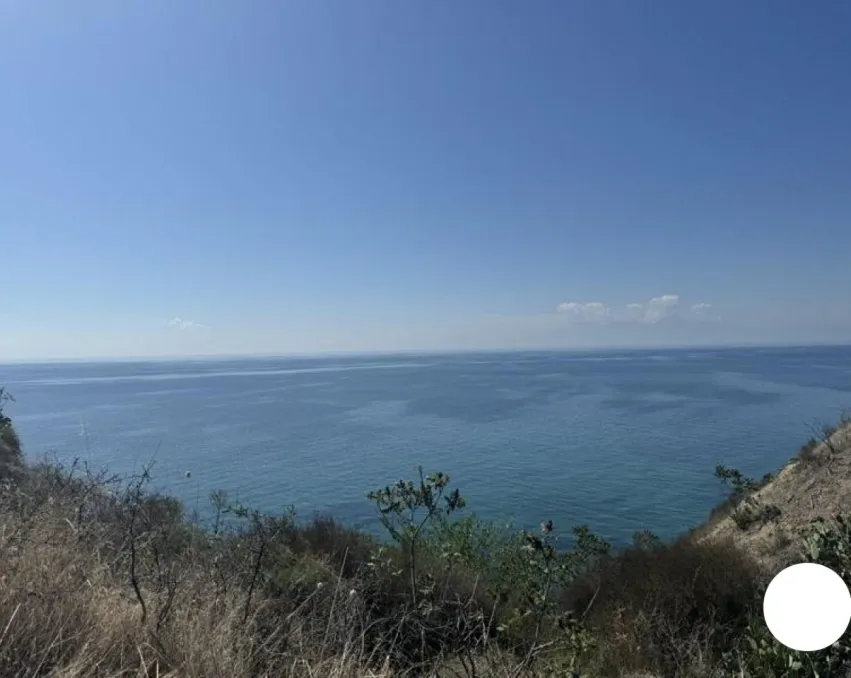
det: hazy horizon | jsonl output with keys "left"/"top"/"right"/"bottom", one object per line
{"left": 4, "top": 340, "right": 851, "bottom": 366}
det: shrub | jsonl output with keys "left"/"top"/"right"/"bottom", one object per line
{"left": 0, "top": 388, "right": 22, "bottom": 476}
{"left": 796, "top": 436, "right": 821, "bottom": 465}
{"left": 732, "top": 498, "right": 782, "bottom": 531}
{"left": 714, "top": 464, "right": 762, "bottom": 497}
{"left": 362, "top": 468, "right": 501, "bottom": 668}
{"left": 570, "top": 537, "right": 763, "bottom": 676}
{"left": 710, "top": 464, "right": 775, "bottom": 529}
{"left": 805, "top": 514, "right": 851, "bottom": 583}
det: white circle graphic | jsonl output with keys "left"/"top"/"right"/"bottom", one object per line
{"left": 763, "top": 563, "right": 851, "bottom": 652}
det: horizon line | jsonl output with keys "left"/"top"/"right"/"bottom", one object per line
{"left": 2, "top": 340, "right": 850, "bottom": 366}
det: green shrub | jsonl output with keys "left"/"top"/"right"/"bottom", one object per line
{"left": 805, "top": 514, "right": 851, "bottom": 583}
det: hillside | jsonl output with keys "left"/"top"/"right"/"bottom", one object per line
{"left": 702, "top": 419, "right": 851, "bottom": 572}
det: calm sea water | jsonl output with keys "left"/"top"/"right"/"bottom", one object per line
{"left": 2, "top": 346, "right": 850, "bottom": 546}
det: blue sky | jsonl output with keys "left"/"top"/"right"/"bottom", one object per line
{"left": 2, "top": 1, "right": 850, "bottom": 359}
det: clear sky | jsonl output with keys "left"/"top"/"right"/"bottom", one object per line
{"left": 2, "top": 1, "right": 850, "bottom": 360}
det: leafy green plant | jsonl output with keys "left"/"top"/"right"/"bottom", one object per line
{"left": 499, "top": 521, "right": 609, "bottom": 674}
{"left": 367, "top": 466, "right": 465, "bottom": 604}
{"left": 806, "top": 514, "right": 851, "bottom": 583}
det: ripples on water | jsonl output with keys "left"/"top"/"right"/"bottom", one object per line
{"left": 2, "top": 346, "right": 850, "bottom": 546}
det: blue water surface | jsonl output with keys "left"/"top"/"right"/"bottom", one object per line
{"left": 2, "top": 346, "right": 850, "bottom": 546}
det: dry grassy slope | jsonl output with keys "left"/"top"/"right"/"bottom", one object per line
{"left": 701, "top": 423, "right": 851, "bottom": 572}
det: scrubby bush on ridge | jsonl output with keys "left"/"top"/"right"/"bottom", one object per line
{"left": 0, "top": 387, "right": 22, "bottom": 476}
{"left": 0, "top": 393, "right": 850, "bottom": 677}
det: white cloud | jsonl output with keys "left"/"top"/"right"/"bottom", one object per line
{"left": 167, "top": 317, "right": 209, "bottom": 331}
{"left": 642, "top": 294, "right": 680, "bottom": 324}
{"left": 556, "top": 301, "right": 612, "bottom": 322}
{"left": 554, "top": 294, "right": 712, "bottom": 326}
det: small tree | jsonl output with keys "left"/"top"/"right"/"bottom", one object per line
{"left": 367, "top": 466, "right": 465, "bottom": 605}
{"left": 714, "top": 464, "right": 761, "bottom": 498}
{"left": 503, "top": 521, "right": 609, "bottom": 674}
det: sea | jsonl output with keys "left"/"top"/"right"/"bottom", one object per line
{"left": 1, "top": 345, "right": 850, "bottom": 547}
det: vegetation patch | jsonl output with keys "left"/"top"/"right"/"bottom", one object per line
{"left": 0, "top": 392, "right": 850, "bottom": 677}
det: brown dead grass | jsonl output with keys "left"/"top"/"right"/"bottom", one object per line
{"left": 566, "top": 538, "right": 761, "bottom": 678}
{"left": 0, "top": 463, "right": 541, "bottom": 678}
{"left": 1, "top": 510, "right": 255, "bottom": 677}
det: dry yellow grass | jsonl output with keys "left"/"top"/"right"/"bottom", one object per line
{"left": 0, "top": 498, "right": 534, "bottom": 677}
